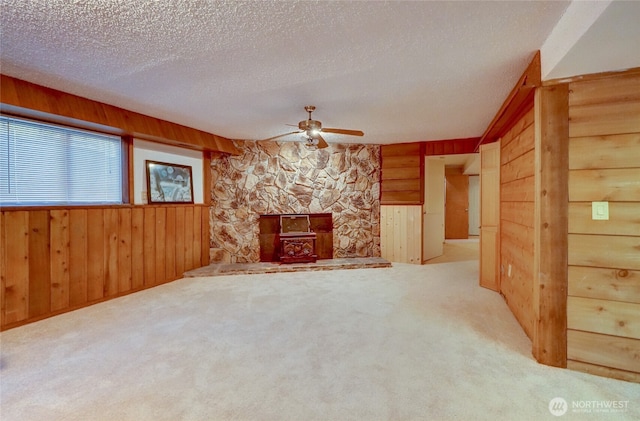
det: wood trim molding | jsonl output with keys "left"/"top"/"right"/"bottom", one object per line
{"left": 419, "top": 142, "right": 426, "bottom": 205}
{"left": 477, "top": 51, "right": 541, "bottom": 150}
{"left": 203, "top": 151, "right": 212, "bottom": 206}
{"left": 123, "top": 135, "right": 134, "bottom": 204}
{"left": 0, "top": 75, "right": 240, "bottom": 155}
{"left": 542, "top": 66, "right": 640, "bottom": 87}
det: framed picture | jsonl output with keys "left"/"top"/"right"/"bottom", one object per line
{"left": 145, "top": 160, "right": 194, "bottom": 204}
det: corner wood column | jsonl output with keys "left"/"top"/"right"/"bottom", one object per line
{"left": 533, "top": 85, "right": 569, "bottom": 367}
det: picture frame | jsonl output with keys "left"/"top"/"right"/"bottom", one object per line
{"left": 145, "top": 160, "right": 194, "bottom": 204}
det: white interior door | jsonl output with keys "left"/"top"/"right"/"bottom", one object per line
{"left": 468, "top": 175, "right": 480, "bottom": 236}
{"left": 423, "top": 157, "right": 445, "bottom": 262}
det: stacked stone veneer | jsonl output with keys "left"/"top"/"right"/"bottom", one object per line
{"left": 209, "top": 140, "right": 381, "bottom": 263}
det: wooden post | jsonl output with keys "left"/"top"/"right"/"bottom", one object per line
{"left": 533, "top": 85, "right": 569, "bottom": 367}
{"left": 203, "top": 151, "right": 212, "bottom": 206}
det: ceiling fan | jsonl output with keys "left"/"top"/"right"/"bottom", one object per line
{"left": 262, "top": 105, "right": 364, "bottom": 149}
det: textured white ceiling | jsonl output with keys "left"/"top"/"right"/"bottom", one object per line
{"left": 0, "top": 0, "right": 583, "bottom": 145}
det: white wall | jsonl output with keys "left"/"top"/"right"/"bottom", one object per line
{"left": 468, "top": 175, "right": 480, "bottom": 236}
{"left": 133, "top": 139, "right": 204, "bottom": 204}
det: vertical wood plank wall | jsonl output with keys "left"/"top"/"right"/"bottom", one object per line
{"left": 499, "top": 107, "right": 536, "bottom": 338}
{"left": 380, "top": 205, "right": 422, "bottom": 264}
{"left": 0, "top": 205, "right": 209, "bottom": 330}
{"left": 566, "top": 73, "right": 640, "bottom": 382}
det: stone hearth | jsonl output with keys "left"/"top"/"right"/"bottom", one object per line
{"left": 183, "top": 257, "right": 392, "bottom": 277}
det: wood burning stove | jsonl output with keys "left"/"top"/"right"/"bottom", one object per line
{"left": 279, "top": 214, "right": 317, "bottom": 263}
{"left": 258, "top": 213, "right": 331, "bottom": 262}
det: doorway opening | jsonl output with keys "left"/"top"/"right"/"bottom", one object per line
{"left": 423, "top": 153, "right": 479, "bottom": 264}
{"left": 444, "top": 163, "right": 479, "bottom": 240}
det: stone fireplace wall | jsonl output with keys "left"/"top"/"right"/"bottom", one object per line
{"left": 209, "top": 140, "right": 381, "bottom": 263}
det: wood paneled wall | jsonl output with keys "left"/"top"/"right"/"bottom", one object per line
{"left": 381, "top": 143, "right": 424, "bottom": 205}
{"left": 566, "top": 72, "right": 640, "bottom": 382}
{"left": 423, "top": 137, "right": 478, "bottom": 156}
{"left": 499, "top": 106, "right": 536, "bottom": 338}
{"left": 0, "top": 75, "right": 240, "bottom": 155}
{"left": 0, "top": 205, "right": 209, "bottom": 330}
{"left": 380, "top": 139, "right": 478, "bottom": 206}
{"left": 380, "top": 205, "right": 422, "bottom": 264}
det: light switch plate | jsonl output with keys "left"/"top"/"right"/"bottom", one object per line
{"left": 592, "top": 201, "right": 609, "bottom": 220}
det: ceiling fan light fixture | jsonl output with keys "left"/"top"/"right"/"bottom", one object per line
{"left": 261, "top": 105, "right": 362, "bottom": 147}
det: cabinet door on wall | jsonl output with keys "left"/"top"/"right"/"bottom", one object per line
{"left": 480, "top": 141, "right": 500, "bottom": 291}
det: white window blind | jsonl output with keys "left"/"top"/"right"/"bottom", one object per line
{"left": 0, "top": 116, "right": 123, "bottom": 206}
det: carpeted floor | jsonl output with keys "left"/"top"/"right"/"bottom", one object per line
{"left": 425, "top": 238, "right": 479, "bottom": 264}
{"left": 183, "top": 257, "right": 392, "bottom": 277}
{"left": 1, "top": 260, "right": 638, "bottom": 421}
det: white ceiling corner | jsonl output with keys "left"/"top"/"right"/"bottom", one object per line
{"left": 540, "top": 0, "right": 613, "bottom": 79}
{"left": 543, "top": 0, "right": 640, "bottom": 80}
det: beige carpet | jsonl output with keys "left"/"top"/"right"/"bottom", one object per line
{"left": 1, "top": 261, "right": 638, "bottom": 421}
{"left": 425, "top": 239, "right": 479, "bottom": 264}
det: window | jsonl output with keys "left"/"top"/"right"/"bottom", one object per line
{"left": 0, "top": 116, "right": 123, "bottom": 206}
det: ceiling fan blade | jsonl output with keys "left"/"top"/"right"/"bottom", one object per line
{"left": 315, "top": 134, "right": 329, "bottom": 149}
{"left": 322, "top": 128, "right": 364, "bottom": 136}
{"left": 261, "top": 131, "right": 301, "bottom": 142}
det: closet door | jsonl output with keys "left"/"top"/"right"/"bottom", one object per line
{"left": 479, "top": 141, "right": 500, "bottom": 290}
